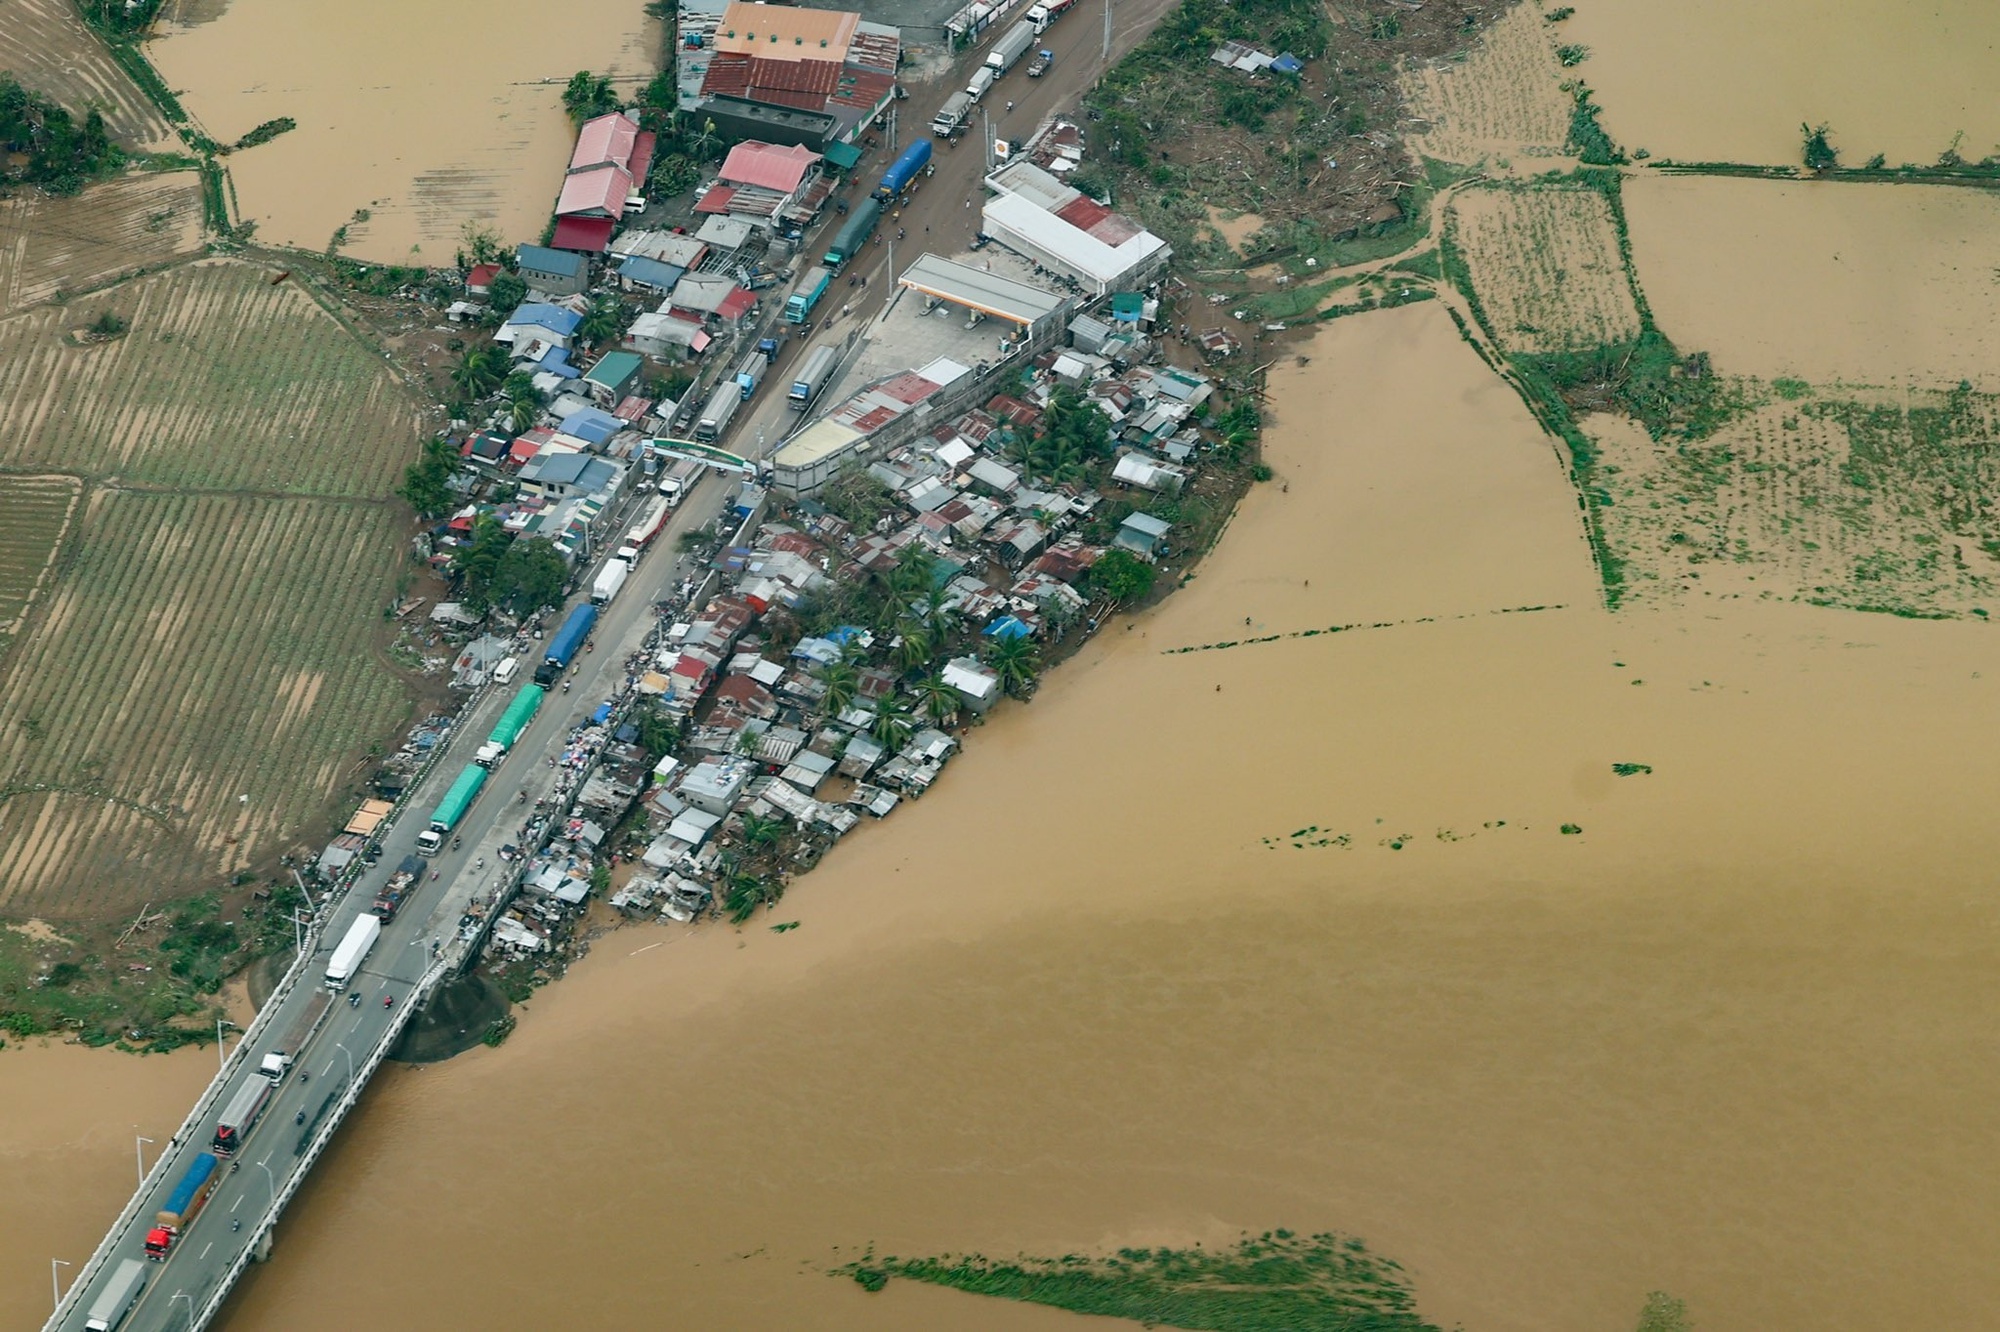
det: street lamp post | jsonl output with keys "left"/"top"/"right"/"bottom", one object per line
{"left": 335, "top": 1042, "right": 355, "bottom": 1085}
{"left": 50, "top": 1258, "right": 69, "bottom": 1312}
{"left": 172, "top": 1290, "right": 193, "bottom": 1327}
{"left": 256, "top": 1159, "right": 277, "bottom": 1212}
{"left": 135, "top": 1133, "right": 155, "bottom": 1188}
{"left": 215, "top": 1017, "right": 237, "bottom": 1073}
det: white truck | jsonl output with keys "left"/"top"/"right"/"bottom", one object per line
{"left": 966, "top": 65, "right": 996, "bottom": 102}
{"left": 933, "top": 90, "right": 974, "bottom": 136}
{"left": 324, "top": 913, "right": 381, "bottom": 990}
{"left": 591, "top": 555, "right": 632, "bottom": 606}
{"left": 986, "top": 19, "right": 1036, "bottom": 76}
{"left": 659, "top": 457, "right": 706, "bottom": 507}
{"left": 84, "top": 1258, "right": 150, "bottom": 1332}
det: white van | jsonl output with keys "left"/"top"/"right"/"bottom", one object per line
{"left": 493, "top": 657, "right": 519, "bottom": 685}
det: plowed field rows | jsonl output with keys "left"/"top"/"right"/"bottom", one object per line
{"left": 1591, "top": 386, "right": 2000, "bottom": 615}
{"left": 0, "top": 173, "right": 204, "bottom": 316}
{"left": 0, "top": 474, "right": 82, "bottom": 636}
{"left": 1451, "top": 184, "right": 1641, "bottom": 353}
{"left": 1404, "top": 0, "right": 1572, "bottom": 169}
{"left": 0, "top": 490, "right": 412, "bottom": 915}
{"left": 0, "top": 260, "right": 417, "bottom": 495}
{"left": 0, "top": 0, "right": 175, "bottom": 149}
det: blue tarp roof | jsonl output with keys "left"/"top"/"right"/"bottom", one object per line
{"left": 1271, "top": 52, "right": 1303, "bottom": 73}
{"left": 591, "top": 702, "right": 613, "bottom": 725}
{"left": 562, "top": 406, "right": 624, "bottom": 445}
{"left": 532, "top": 345, "right": 581, "bottom": 378}
{"left": 518, "top": 244, "right": 586, "bottom": 278}
{"left": 825, "top": 625, "right": 868, "bottom": 644}
{"left": 618, "top": 256, "right": 686, "bottom": 290}
{"left": 984, "top": 615, "right": 1031, "bottom": 640}
{"left": 507, "top": 302, "right": 583, "bottom": 336}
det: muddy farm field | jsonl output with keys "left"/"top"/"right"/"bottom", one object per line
{"left": 0, "top": 0, "right": 175, "bottom": 149}
{"left": 0, "top": 475, "right": 83, "bottom": 638}
{"left": 1448, "top": 182, "right": 1640, "bottom": 353}
{"left": 1403, "top": 0, "right": 1572, "bottom": 168}
{"left": 0, "top": 260, "right": 416, "bottom": 494}
{"left": 0, "top": 172, "right": 205, "bottom": 316}
{"left": 0, "top": 260, "right": 420, "bottom": 915}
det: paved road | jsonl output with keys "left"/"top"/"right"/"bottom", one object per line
{"left": 53, "top": 11, "right": 1182, "bottom": 1321}
{"left": 49, "top": 481, "right": 734, "bottom": 1332}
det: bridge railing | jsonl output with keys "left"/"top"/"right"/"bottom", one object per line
{"left": 188, "top": 957, "right": 453, "bottom": 1330}
{"left": 41, "top": 911, "right": 329, "bottom": 1331}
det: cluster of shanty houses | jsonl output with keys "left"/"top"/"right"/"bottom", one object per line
{"left": 584, "top": 356, "right": 1217, "bottom": 923}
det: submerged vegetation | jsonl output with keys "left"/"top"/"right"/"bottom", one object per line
{"left": 0, "top": 76, "right": 124, "bottom": 195}
{"left": 838, "top": 1230, "right": 1441, "bottom": 1331}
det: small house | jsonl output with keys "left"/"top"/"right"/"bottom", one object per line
{"left": 941, "top": 656, "right": 1001, "bottom": 714}
{"left": 516, "top": 245, "right": 589, "bottom": 298}
{"left": 583, "top": 351, "right": 644, "bottom": 406}
{"left": 1115, "top": 511, "right": 1172, "bottom": 560}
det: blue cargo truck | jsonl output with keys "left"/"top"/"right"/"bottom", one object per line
{"left": 873, "top": 139, "right": 932, "bottom": 203}
{"left": 535, "top": 604, "right": 598, "bottom": 685}
{"left": 785, "top": 265, "right": 832, "bottom": 323}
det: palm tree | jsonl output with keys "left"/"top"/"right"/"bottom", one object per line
{"left": 984, "top": 633, "right": 1040, "bottom": 698}
{"left": 739, "top": 813, "right": 784, "bottom": 851}
{"left": 724, "top": 872, "right": 774, "bottom": 923}
{"left": 893, "top": 545, "right": 939, "bottom": 600}
{"left": 820, "top": 661, "right": 859, "bottom": 717}
{"left": 915, "top": 671, "right": 959, "bottom": 726}
{"left": 505, "top": 392, "right": 539, "bottom": 434}
{"left": 578, "top": 295, "right": 621, "bottom": 348}
{"left": 451, "top": 346, "right": 503, "bottom": 399}
{"left": 891, "top": 619, "right": 933, "bottom": 674}
{"left": 871, "top": 700, "right": 914, "bottom": 751}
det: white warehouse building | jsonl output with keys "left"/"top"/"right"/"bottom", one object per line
{"left": 980, "top": 160, "right": 1171, "bottom": 296}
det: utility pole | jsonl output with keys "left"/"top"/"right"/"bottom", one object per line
{"left": 888, "top": 105, "right": 898, "bottom": 153}
{"left": 1103, "top": 0, "right": 1112, "bottom": 64}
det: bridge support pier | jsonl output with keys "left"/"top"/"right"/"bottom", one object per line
{"left": 253, "top": 1227, "right": 275, "bottom": 1263}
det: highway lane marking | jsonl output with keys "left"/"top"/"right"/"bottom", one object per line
{"left": 200, "top": 1242, "right": 213, "bottom": 1259}
{"left": 231, "top": 1194, "right": 243, "bottom": 1211}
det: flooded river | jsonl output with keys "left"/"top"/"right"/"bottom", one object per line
{"left": 12, "top": 304, "right": 2000, "bottom": 1331}
{"left": 1563, "top": 0, "right": 2000, "bottom": 166}
{"left": 147, "top": 0, "right": 659, "bottom": 259}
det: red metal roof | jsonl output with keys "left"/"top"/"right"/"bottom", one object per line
{"left": 628, "top": 131, "right": 656, "bottom": 194}
{"left": 467, "top": 263, "right": 501, "bottom": 290}
{"left": 716, "top": 287, "right": 757, "bottom": 320}
{"left": 694, "top": 184, "right": 739, "bottom": 215}
{"left": 747, "top": 55, "right": 840, "bottom": 94}
{"left": 1056, "top": 196, "right": 1111, "bottom": 232}
{"left": 720, "top": 141, "right": 820, "bottom": 193}
{"left": 556, "top": 164, "right": 630, "bottom": 218}
{"left": 700, "top": 53, "right": 753, "bottom": 98}
{"left": 551, "top": 216, "right": 615, "bottom": 253}
{"left": 570, "top": 112, "right": 640, "bottom": 173}
{"left": 828, "top": 67, "right": 896, "bottom": 113}
{"left": 880, "top": 371, "right": 942, "bottom": 404}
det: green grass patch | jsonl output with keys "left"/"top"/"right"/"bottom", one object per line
{"left": 838, "top": 1230, "right": 1440, "bottom": 1332}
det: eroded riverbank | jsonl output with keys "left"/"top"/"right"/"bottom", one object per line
{"left": 94, "top": 303, "right": 1986, "bottom": 1332}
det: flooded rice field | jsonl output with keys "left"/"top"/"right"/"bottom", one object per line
{"left": 12, "top": 6, "right": 2000, "bottom": 1330}
{"left": 147, "top": 0, "right": 660, "bottom": 259}
{"left": 11, "top": 306, "right": 1999, "bottom": 1332}
{"left": 1563, "top": 0, "right": 2000, "bottom": 165}
{"left": 1622, "top": 174, "right": 2000, "bottom": 388}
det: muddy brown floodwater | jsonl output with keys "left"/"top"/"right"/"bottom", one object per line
{"left": 1563, "top": 0, "right": 2000, "bottom": 166}
{"left": 147, "top": 0, "right": 659, "bottom": 260}
{"left": 10, "top": 304, "right": 1997, "bottom": 1332}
